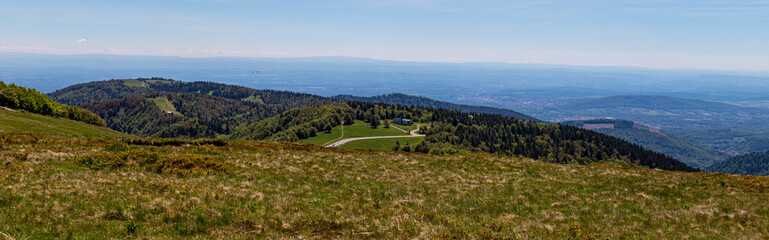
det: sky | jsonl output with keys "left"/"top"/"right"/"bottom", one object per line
{"left": 1, "top": 0, "right": 768, "bottom": 70}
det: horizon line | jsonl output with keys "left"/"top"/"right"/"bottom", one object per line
{"left": 1, "top": 50, "right": 767, "bottom": 74}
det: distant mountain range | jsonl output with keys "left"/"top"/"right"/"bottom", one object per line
{"left": 333, "top": 93, "right": 540, "bottom": 122}
{"left": 561, "top": 119, "right": 727, "bottom": 169}
{"left": 561, "top": 95, "right": 750, "bottom": 111}
{"left": 707, "top": 151, "right": 769, "bottom": 176}
{"left": 541, "top": 95, "right": 769, "bottom": 156}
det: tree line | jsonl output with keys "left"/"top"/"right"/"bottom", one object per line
{"left": 0, "top": 81, "right": 105, "bottom": 126}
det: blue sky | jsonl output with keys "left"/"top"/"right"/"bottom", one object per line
{"left": 1, "top": 0, "right": 768, "bottom": 70}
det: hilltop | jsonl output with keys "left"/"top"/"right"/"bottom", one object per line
{"left": 47, "top": 78, "right": 334, "bottom": 107}
{"left": 562, "top": 119, "right": 728, "bottom": 169}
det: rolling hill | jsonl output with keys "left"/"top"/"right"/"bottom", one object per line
{"left": 43, "top": 79, "right": 698, "bottom": 171}
{"left": 0, "top": 107, "right": 127, "bottom": 138}
{"left": 47, "top": 79, "right": 541, "bottom": 138}
{"left": 80, "top": 92, "right": 286, "bottom": 138}
{"left": 47, "top": 78, "right": 335, "bottom": 107}
{"left": 0, "top": 81, "right": 119, "bottom": 138}
{"left": 707, "top": 151, "right": 769, "bottom": 176}
{"left": 562, "top": 119, "right": 728, "bottom": 169}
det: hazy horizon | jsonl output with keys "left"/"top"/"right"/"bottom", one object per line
{"left": 2, "top": 0, "right": 769, "bottom": 71}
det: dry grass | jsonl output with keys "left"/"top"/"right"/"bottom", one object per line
{"left": 2, "top": 134, "right": 769, "bottom": 239}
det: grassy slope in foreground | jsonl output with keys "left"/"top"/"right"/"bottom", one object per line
{"left": 0, "top": 108, "right": 127, "bottom": 138}
{"left": 2, "top": 135, "right": 769, "bottom": 239}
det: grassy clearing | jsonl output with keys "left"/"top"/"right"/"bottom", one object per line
{"left": 148, "top": 96, "right": 182, "bottom": 116}
{"left": 298, "top": 124, "right": 344, "bottom": 146}
{"left": 0, "top": 108, "right": 127, "bottom": 138}
{"left": 388, "top": 121, "right": 424, "bottom": 132}
{"left": 122, "top": 79, "right": 145, "bottom": 88}
{"left": 145, "top": 79, "right": 174, "bottom": 84}
{"left": 2, "top": 134, "right": 769, "bottom": 239}
{"left": 300, "top": 120, "right": 408, "bottom": 146}
{"left": 341, "top": 136, "right": 425, "bottom": 151}
{"left": 240, "top": 95, "right": 265, "bottom": 104}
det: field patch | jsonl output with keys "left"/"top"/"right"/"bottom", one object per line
{"left": 340, "top": 136, "right": 424, "bottom": 151}
{"left": 122, "top": 79, "right": 146, "bottom": 87}
{"left": 148, "top": 96, "right": 182, "bottom": 116}
{"left": 300, "top": 120, "right": 407, "bottom": 146}
{"left": 0, "top": 108, "right": 126, "bottom": 138}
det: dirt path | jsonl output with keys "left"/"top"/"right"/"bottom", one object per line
{"left": 325, "top": 126, "right": 424, "bottom": 148}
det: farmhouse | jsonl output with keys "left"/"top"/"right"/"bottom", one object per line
{"left": 393, "top": 118, "right": 413, "bottom": 125}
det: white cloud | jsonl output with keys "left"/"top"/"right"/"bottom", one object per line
{"left": 77, "top": 38, "right": 86, "bottom": 43}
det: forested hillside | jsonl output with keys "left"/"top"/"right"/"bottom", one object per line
{"left": 0, "top": 81, "right": 104, "bottom": 126}
{"left": 81, "top": 92, "right": 286, "bottom": 138}
{"left": 334, "top": 93, "right": 539, "bottom": 122}
{"left": 47, "top": 78, "right": 343, "bottom": 138}
{"left": 235, "top": 101, "right": 696, "bottom": 172}
{"left": 232, "top": 103, "right": 355, "bottom": 141}
{"left": 707, "top": 151, "right": 769, "bottom": 176}
{"left": 562, "top": 119, "right": 728, "bottom": 169}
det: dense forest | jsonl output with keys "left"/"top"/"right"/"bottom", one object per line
{"left": 707, "top": 151, "right": 769, "bottom": 176}
{"left": 0, "top": 81, "right": 104, "bottom": 126}
{"left": 49, "top": 78, "right": 342, "bottom": 138}
{"left": 80, "top": 92, "right": 288, "bottom": 138}
{"left": 562, "top": 119, "right": 728, "bottom": 169}
{"left": 232, "top": 103, "right": 354, "bottom": 141}
{"left": 334, "top": 93, "right": 539, "bottom": 121}
{"left": 238, "top": 101, "right": 696, "bottom": 172}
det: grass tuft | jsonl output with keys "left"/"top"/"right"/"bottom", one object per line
{"left": 78, "top": 150, "right": 232, "bottom": 175}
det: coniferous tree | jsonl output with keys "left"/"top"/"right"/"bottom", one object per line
{"left": 370, "top": 114, "right": 380, "bottom": 128}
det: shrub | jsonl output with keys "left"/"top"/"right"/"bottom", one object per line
{"left": 77, "top": 150, "right": 232, "bottom": 176}
{"left": 0, "top": 133, "right": 39, "bottom": 145}
{"left": 124, "top": 221, "right": 139, "bottom": 234}
{"left": 121, "top": 138, "right": 227, "bottom": 147}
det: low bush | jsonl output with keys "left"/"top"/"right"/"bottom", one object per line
{"left": 121, "top": 138, "right": 227, "bottom": 147}
{"left": 78, "top": 150, "right": 232, "bottom": 176}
